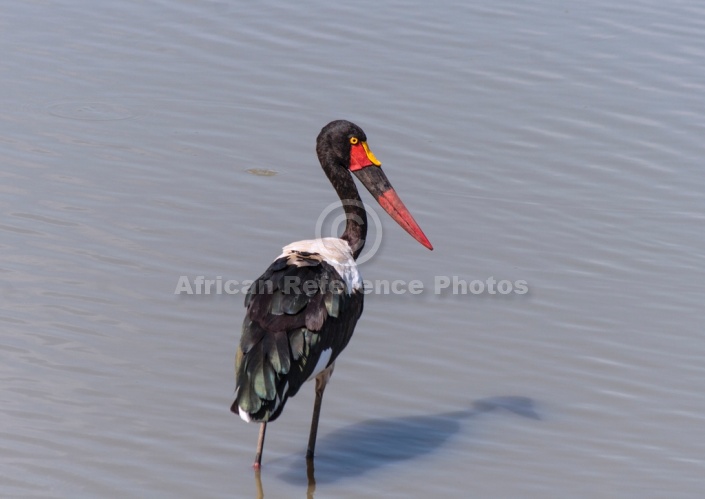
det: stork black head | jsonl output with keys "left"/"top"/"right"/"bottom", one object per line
{"left": 316, "top": 120, "right": 375, "bottom": 169}
{"left": 316, "top": 120, "right": 433, "bottom": 251}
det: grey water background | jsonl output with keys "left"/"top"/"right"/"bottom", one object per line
{"left": 2, "top": 0, "right": 704, "bottom": 497}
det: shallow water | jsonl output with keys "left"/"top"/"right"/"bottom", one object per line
{"left": 2, "top": 0, "right": 704, "bottom": 497}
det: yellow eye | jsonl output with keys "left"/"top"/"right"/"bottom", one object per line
{"left": 349, "top": 137, "right": 359, "bottom": 145}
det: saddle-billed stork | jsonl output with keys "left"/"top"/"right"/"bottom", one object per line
{"left": 231, "top": 120, "right": 432, "bottom": 468}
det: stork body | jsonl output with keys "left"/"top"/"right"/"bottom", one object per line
{"left": 231, "top": 120, "right": 432, "bottom": 467}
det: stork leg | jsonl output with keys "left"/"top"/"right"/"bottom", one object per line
{"left": 253, "top": 422, "right": 267, "bottom": 469}
{"left": 306, "top": 363, "right": 335, "bottom": 459}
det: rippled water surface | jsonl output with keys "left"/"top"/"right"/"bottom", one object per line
{"left": 2, "top": 0, "right": 704, "bottom": 497}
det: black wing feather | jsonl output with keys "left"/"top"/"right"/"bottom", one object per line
{"left": 232, "top": 255, "right": 363, "bottom": 422}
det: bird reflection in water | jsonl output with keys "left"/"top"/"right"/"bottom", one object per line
{"left": 251, "top": 397, "right": 538, "bottom": 496}
{"left": 253, "top": 459, "right": 317, "bottom": 499}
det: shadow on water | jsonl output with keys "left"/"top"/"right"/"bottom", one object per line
{"left": 273, "top": 396, "right": 539, "bottom": 487}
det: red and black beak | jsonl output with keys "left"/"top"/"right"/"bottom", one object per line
{"left": 350, "top": 142, "right": 433, "bottom": 250}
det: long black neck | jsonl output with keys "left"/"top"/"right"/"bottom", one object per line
{"left": 321, "top": 161, "right": 367, "bottom": 260}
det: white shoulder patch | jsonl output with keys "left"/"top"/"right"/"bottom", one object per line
{"left": 277, "top": 237, "right": 362, "bottom": 293}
